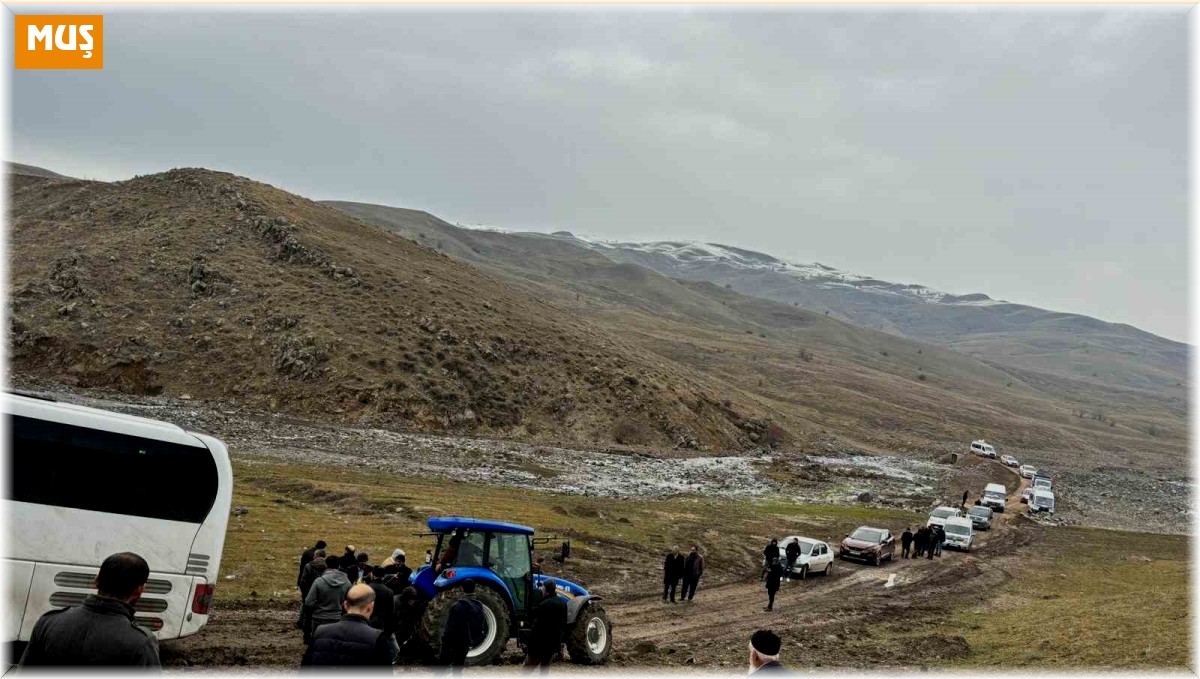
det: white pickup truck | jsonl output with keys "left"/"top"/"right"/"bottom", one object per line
{"left": 981, "top": 482, "right": 1007, "bottom": 513}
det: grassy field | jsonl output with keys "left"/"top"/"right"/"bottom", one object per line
{"left": 945, "top": 526, "right": 1190, "bottom": 669}
{"left": 217, "top": 457, "right": 922, "bottom": 604}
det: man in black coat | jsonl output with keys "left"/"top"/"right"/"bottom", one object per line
{"left": 524, "top": 580, "right": 567, "bottom": 673}
{"left": 783, "top": 540, "right": 800, "bottom": 579}
{"left": 681, "top": 545, "right": 705, "bottom": 601}
{"left": 19, "top": 552, "right": 160, "bottom": 667}
{"left": 900, "top": 527, "right": 914, "bottom": 559}
{"left": 762, "top": 539, "right": 780, "bottom": 580}
{"left": 661, "top": 546, "right": 684, "bottom": 603}
{"left": 298, "top": 540, "right": 327, "bottom": 590}
{"left": 301, "top": 583, "right": 392, "bottom": 669}
{"left": 913, "top": 527, "right": 928, "bottom": 558}
{"left": 365, "top": 568, "right": 398, "bottom": 662}
{"left": 299, "top": 550, "right": 328, "bottom": 600}
{"left": 440, "top": 580, "right": 485, "bottom": 674}
{"left": 764, "top": 562, "right": 783, "bottom": 612}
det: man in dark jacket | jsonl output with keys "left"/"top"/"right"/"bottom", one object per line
{"left": 302, "top": 555, "right": 352, "bottom": 643}
{"left": 661, "top": 547, "right": 684, "bottom": 603}
{"left": 385, "top": 555, "right": 413, "bottom": 596}
{"left": 764, "top": 562, "right": 783, "bottom": 612}
{"left": 931, "top": 525, "right": 944, "bottom": 558}
{"left": 301, "top": 583, "right": 392, "bottom": 668}
{"left": 762, "top": 539, "right": 780, "bottom": 580}
{"left": 440, "top": 580, "right": 485, "bottom": 674}
{"left": 392, "top": 586, "right": 421, "bottom": 654}
{"left": 524, "top": 580, "right": 567, "bottom": 673}
{"left": 681, "top": 545, "right": 705, "bottom": 601}
{"left": 365, "top": 568, "right": 398, "bottom": 661}
{"left": 19, "top": 551, "right": 160, "bottom": 668}
{"left": 298, "top": 540, "right": 327, "bottom": 590}
{"left": 913, "top": 527, "right": 928, "bottom": 558}
{"left": 900, "top": 527, "right": 913, "bottom": 559}
{"left": 299, "top": 549, "right": 328, "bottom": 600}
{"left": 783, "top": 540, "right": 800, "bottom": 580}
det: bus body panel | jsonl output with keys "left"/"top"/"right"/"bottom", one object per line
{"left": 3, "top": 394, "right": 233, "bottom": 643}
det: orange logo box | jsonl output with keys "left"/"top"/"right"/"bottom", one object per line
{"left": 15, "top": 15, "right": 103, "bottom": 69}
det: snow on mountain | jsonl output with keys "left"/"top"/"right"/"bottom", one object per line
{"left": 550, "top": 236, "right": 1009, "bottom": 309}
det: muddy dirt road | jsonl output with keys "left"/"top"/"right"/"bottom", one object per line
{"left": 605, "top": 466, "right": 1031, "bottom": 668}
{"left": 163, "top": 463, "right": 1034, "bottom": 670}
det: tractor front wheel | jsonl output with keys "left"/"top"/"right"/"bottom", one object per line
{"left": 566, "top": 602, "right": 612, "bottom": 665}
{"left": 418, "top": 584, "right": 511, "bottom": 666}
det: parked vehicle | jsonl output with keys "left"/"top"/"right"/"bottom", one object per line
{"left": 942, "top": 518, "right": 974, "bottom": 552}
{"left": 838, "top": 526, "right": 895, "bottom": 566}
{"left": 411, "top": 517, "right": 612, "bottom": 666}
{"left": 1000, "top": 455, "right": 1020, "bottom": 467}
{"left": 1021, "top": 487, "right": 1032, "bottom": 504}
{"left": 967, "top": 505, "right": 993, "bottom": 530}
{"left": 927, "top": 506, "right": 963, "bottom": 529}
{"left": 1029, "top": 489, "right": 1056, "bottom": 514}
{"left": 772, "top": 536, "right": 834, "bottom": 579}
{"left": 970, "top": 440, "right": 997, "bottom": 459}
{"left": 1033, "top": 474, "right": 1053, "bottom": 491}
{"left": 1019, "top": 465, "right": 1038, "bottom": 479}
{"left": 4, "top": 392, "right": 232, "bottom": 644}
{"left": 981, "top": 483, "right": 1007, "bottom": 512}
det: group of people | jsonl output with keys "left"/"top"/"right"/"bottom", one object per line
{"left": 661, "top": 545, "right": 705, "bottom": 603}
{"left": 899, "top": 525, "right": 944, "bottom": 559}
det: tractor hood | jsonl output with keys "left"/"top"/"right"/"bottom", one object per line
{"left": 535, "top": 574, "right": 590, "bottom": 598}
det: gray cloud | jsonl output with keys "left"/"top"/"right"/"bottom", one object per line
{"left": 11, "top": 6, "right": 1188, "bottom": 341}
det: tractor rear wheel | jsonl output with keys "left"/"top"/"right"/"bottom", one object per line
{"left": 418, "top": 584, "right": 511, "bottom": 666}
{"left": 566, "top": 601, "right": 612, "bottom": 665}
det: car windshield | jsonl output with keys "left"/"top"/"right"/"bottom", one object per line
{"left": 850, "top": 528, "right": 883, "bottom": 542}
{"left": 931, "top": 508, "right": 955, "bottom": 519}
{"left": 945, "top": 524, "right": 970, "bottom": 536}
{"left": 969, "top": 507, "right": 990, "bottom": 517}
{"left": 985, "top": 491, "right": 1004, "bottom": 499}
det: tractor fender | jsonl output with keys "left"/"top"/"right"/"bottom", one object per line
{"left": 434, "top": 567, "right": 516, "bottom": 612}
{"left": 565, "top": 594, "right": 601, "bottom": 625}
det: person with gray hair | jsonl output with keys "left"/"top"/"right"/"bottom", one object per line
{"left": 748, "top": 629, "right": 788, "bottom": 673}
{"left": 301, "top": 583, "right": 393, "bottom": 667}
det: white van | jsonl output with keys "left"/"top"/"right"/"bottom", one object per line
{"left": 970, "top": 440, "right": 996, "bottom": 459}
{"left": 4, "top": 393, "right": 233, "bottom": 644}
{"left": 1029, "top": 488, "right": 1056, "bottom": 514}
{"left": 981, "top": 483, "right": 1007, "bottom": 512}
{"left": 942, "top": 517, "right": 974, "bottom": 552}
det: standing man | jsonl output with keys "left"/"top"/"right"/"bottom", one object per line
{"left": 764, "top": 561, "right": 783, "bottom": 612}
{"left": 681, "top": 545, "right": 704, "bottom": 602}
{"left": 299, "top": 549, "right": 327, "bottom": 601}
{"left": 914, "top": 526, "right": 928, "bottom": 558}
{"left": 365, "top": 567, "right": 399, "bottom": 662}
{"left": 19, "top": 552, "right": 160, "bottom": 667}
{"left": 524, "top": 580, "right": 567, "bottom": 674}
{"left": 900, "top": 527, "right": 913, "bottom": 559}
{"left": 440, "top": 580, "right": 485, "bottom": 674}
{"left": 762, "top": 539, "right": 780, "bottom": 580}
{"left": 961, "top": 490, "right": 969, "bottom": 509}
{"left": 301, "top": 583, "right": 393, "bottom": 667}
{"left": 301, "top": 555, "right": 352, "bottom": 643}
{"left": 784, "top": 540, "right": 800, "bottom": 580}
{"left": 748, "top": 630, "right": 788, "bottom": 673}
{"left": 662, "top": 546, "right": 683, "bottom": 603}
{"left": 298, "top": 540, "right": 327, "bottom": 592}
{"left": 932, "top": 525, "right": 945, "bottom": 558}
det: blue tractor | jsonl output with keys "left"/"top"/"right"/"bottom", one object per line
{"left": 411, "top": 517, "right": 612, "bottom": 666}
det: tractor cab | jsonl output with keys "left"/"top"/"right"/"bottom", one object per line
{"left": 409, "top": 517, "right": 610, "bottom": 666}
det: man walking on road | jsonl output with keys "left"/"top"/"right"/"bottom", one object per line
{"left": 762, "top": 539, "right": 780, "bottom": 580}
{"left": 764, "top": 561, "right": 783, "bottom": 612}
{"left": 681, "top": 545, "right": 705, "bottom": 602}
{"left": 900, "top": 527, "right": 913, "bottom": 559}
{"left": 662, "top": 546, "right": 684, "bottom": 603}
{"left": 302, "top": 555, "right": 352, "bottom": 643}
{"left": 19, "top": 552, "right": 160, "bottom": 668}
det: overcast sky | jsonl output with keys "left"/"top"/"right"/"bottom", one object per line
{"left": 10, "top": 6, "right": 1189, "bottom": 341}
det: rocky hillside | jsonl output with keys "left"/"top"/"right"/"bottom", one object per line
{"left": 7, "top": 169, "right": 786, "bottom": 450}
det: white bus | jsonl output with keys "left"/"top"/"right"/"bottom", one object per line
{"left": 4, "top": 393, "right": 233, "bottom": 645}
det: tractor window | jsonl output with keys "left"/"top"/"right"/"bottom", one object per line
{"left": 456, "top": 531, "right": 486, "bottom": 567}
{"left": 491, "top": 532, "right": 532, "bottom": 611}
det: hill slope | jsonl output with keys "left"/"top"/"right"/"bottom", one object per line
{"left": 7, "top": 169, "right": 786, "bottom": 450}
